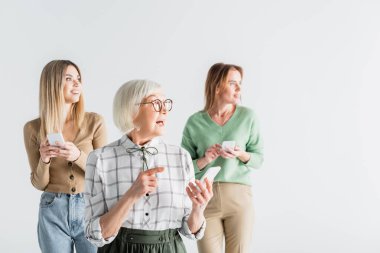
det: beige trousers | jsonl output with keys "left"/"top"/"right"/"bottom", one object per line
{"left": 197, "top": 182, "right": 254, "bottom": 253}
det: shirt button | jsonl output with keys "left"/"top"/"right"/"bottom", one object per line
{"left": 146, "top": 193, "right": 149, "bottom": 197}
{"left": 71, "top": 187, "right": 76, "bottom": 193}
{"left": 145, "top": 213, "right": 149, "bottom": 216}
{"left": 69, "top": 175, "right": 74, "bottom": 180}
{"left": 68, "top": 161, "right": 73, "bottom": 167}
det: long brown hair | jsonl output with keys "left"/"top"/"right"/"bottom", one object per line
{"left": 39, "top": 60, "right": 84, "bottom": 140}
{"left": 203, "top": 62, "right": 243, "bottom": 111}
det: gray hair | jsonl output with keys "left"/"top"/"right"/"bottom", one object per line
{"left": 113, "top": 79, "right": 161, "bottom": 133}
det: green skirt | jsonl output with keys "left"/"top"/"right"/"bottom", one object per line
{"left": 98, "top": 228, "right": 187, "bottom": 253}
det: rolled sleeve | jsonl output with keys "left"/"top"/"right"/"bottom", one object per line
{"left": 85, "top": 216, "right": 115, "bottom": 247}
{"left": 180, "top": 217, "right": 206, "bottom": 240}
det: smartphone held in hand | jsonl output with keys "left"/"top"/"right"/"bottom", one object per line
{"left": 47, "top": 133, "right": 65, "bottom": 146}
{"left": 191, "top": 166, "right": 221, "bottom": 192}
{"left": 222, "top": 141, "right": 236, "bottom": 151}
{"left": 200, "top": 166, "right": 221, "bottom": 183}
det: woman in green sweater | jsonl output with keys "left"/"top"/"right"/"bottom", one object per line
{"left": 181, "top": 63, "right": 263, "bottom": 253}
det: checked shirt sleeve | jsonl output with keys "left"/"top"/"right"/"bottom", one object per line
{"left": 84, "top": 151, "right": 115, "bottom": 247}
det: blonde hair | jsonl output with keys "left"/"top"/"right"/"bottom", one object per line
{"left": 39, "top": 60, "right": 84, "bottom": 140}
{"left": 204, "top": 62, "right": 243, "bottom": 111}
{"left": 113, "top": 79, "right": 161, "bottom": 133}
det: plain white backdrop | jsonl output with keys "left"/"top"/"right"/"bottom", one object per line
{"left": 1, "top": 0, "right": 379, "bottom": 252}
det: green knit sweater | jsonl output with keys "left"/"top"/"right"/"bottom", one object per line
{"left": 181, "top": 106, "right": 263, "bottom": 186}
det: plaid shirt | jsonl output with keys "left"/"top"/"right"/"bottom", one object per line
{"left": 84, "top": 135, "right": 205, "bottom": 247}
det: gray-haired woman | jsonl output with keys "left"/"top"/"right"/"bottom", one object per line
{"left": 84, "top": 79, "right": 213, "bottom": 253}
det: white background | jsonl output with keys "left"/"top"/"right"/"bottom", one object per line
{"left": 1, "top": 0, "right": 379, "bottom": 252}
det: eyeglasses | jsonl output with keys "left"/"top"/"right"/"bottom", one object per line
{"left": 137, "top": 99, "right": 173, "bottom": 112}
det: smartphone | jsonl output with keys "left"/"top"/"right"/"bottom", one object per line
{"left": 191, "top": 166, "right": 221, "bottom": 192}
{"left": 200, "top": 166, "right": 221, "bottom": 182}
{"left": 222, "top": 141, "right": 236, "bottom": 151}
{"left": 47, "top": 133, "right": 65, "bottom": 146}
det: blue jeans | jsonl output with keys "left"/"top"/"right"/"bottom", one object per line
{"left": 38, "top": 192, "right": 97, "bottom": 253}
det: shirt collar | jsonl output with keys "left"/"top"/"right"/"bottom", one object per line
{"left": 120, "top": 134, "right": 161, "bottom": 151}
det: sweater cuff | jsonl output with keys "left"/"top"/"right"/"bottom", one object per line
{"left": 192, "top": 159, "right": 201, "bottom": 174}
{"left": 244, "top": 152, "right": 263, "bottom": 169}
{"left": 74, "top": 150, "right": 87, "bottom": 171}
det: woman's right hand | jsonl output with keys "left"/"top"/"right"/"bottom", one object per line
{"left": 128, "top": 167, "right": 165, "bottom": 198}
{"left": 39, "top": 140, "right": 60, "bottom": 163}
{"left": 197, "top": 144, "right": 221, "bottom": 170}
{"left": 204, "top": 144, "right": 221, "bottom": 163}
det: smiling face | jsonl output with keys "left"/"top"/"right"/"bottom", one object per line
{"left": 133, "top": 90, "right": 170, "bottom": 138}
{"left": 217, "top": 69, "right": 242, "bottom": 105}
{"left": 63, "top": 65, "right": 82, "bottom": 104}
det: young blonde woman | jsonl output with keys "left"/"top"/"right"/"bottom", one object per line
{"left": 181, "top": 63, "right": 264, "bottom": 253}
{"left": 23, "top": 60, "right": 107, "bottom": 253}
{"left": 84, "top": 79, "right": 213, "bottom": 253}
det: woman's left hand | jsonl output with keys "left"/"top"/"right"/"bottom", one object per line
{"left": 54, "top": 141, "right": 81, "bottom": 162}
{"left": 219, "top": 145, "right": 243, "bottom": 159}
{"left": 219, "top": 145, "right": 251, "bottom": 163}
{"left": 186, "top": 178, "right": 213, "bottom": 211}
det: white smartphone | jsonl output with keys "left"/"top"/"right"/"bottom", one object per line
{"left": 222, "top": 141, "right": 236, "bottom": 151}
{"left": 47, "top": 133, "right": 65, "bottom": 146}
{"left": 200, "top": 166, "right": 221, "bottom": 182}
{"left": 191, "top": 166, "right": 221, "bottom": 192}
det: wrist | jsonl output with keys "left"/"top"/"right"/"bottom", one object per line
{"left": 238, "top": 152, "right": 250, "bottom": 163}
{"left": 125, "top": 187, "right": 142, "bottom": 202}
{"left": 202, "top": 156, "right": 211, "bottom": 165}
{"left": 204, "top": 156, "right": 211, "bottom": 164}
{"left": 189, "top": 208, "right": 205, "bottom": 226}
{"left": 71, "top": 150, "right": 81, "bottom": 162}
{"left": 41, "top": 157, "right": 51, "bottom": 164}
{"left": 191, "top": 204, "right": 206, "bottom": 215}
{"left": 197, "top": 157, "right": 208, "bottom": 170}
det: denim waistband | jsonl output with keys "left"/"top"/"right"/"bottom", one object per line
{"left": 44, "top": 191, "right": 84, "bottom": 198}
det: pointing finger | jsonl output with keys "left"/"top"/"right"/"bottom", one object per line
{"left": 145, "top": 167, "right": 165, "bottom": 176}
